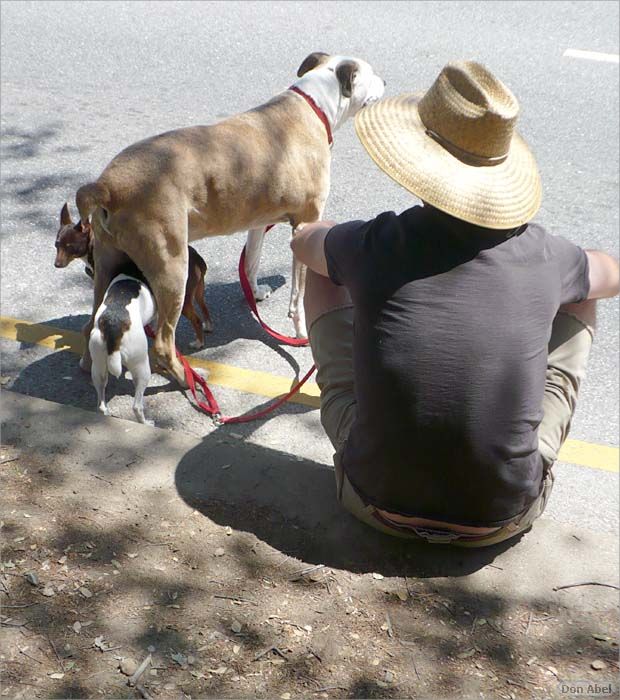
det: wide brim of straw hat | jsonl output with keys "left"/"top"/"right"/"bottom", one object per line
{"left": 355, "top": 93, "right": 542, "bottom": 229}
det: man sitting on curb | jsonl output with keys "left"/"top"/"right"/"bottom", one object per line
{"left": 291, "top": 60, "right": 619, "bottom": 547}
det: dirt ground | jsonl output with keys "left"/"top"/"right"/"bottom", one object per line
{"left": 1, "top": 438, "right": 619, "bottom": 700}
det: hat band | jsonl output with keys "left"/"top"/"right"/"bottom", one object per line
{"left": 425, "top": 128, "right": 509, "bottom": 167}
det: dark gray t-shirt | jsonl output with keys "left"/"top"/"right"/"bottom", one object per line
{"left": 325, "top": 205, "right": 589, "bottom": 526}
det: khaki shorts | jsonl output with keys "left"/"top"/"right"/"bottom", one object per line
{"left": 308, "top": 306, "right": 593, "bottom": 547}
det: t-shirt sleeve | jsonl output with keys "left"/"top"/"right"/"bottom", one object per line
{"left": 324, "top": 218, "right": 373, "bottom": 287}
{"left": 546, "top": 234, "right": 590, "bottom": 304}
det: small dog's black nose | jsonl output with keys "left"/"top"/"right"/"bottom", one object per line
{"left": 383, "top": 79, "right": 387, "bottom": 87}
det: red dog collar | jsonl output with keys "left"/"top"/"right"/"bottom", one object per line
{"left": 289, "top": 85, "right": 333, "bottom": 146}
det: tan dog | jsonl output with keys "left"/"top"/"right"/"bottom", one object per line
{"left": 55, "top": 203, "right": 213, "bottom": 348}
{"left": 75, "top": 52, "right": 385, "bottom": 386}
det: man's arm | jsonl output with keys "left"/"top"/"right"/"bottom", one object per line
{"left": 290, "top": 220, "right": 337, "bottom": 276}
{"left": 586, "top": 250, "right": 620, "bottom": 299}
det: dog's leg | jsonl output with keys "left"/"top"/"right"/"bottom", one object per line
{"left": 184, "top": 301, "right": 205, "bottom": 350}
{"left": 195, "top": 274, "right": 214, "bottom": 334}
{"left": 117, "top": 215, "right": 189, "bottom": 388}
{"left": 129, "top": 358, "right": 153, "bottom": 426}
{"left": 245, "top": 227, "right": 271, "bottom": 301}
{"left": 151, "top": 258, "right": 188, "bottom": 386}
{"left": 90, "top": 357, "right": 109, "bottom": 416}
{"left": 288, "top": 219, "right": 319, "bottom": 339}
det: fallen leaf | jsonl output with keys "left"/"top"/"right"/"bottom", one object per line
{"left": 171, "top": 652, "right": 188, "bottom": 666}
{"left": 591, "top": 660, "right": 607, "bottom": 671}
{"left": 214, "top": 547, "right": 225, "bottom": 557}
{"left": 231, "top": 619, "right": 242, "bottom": 634}
{"left": 127, "top": 552, "right": 138, "bottom": 559}
{"left": 73, "top": 622, "right": 82, "bottom": 634}
{"left": 57, "top": 556, "right": 67, "bottom": 565}
{"left": 372, "top": 572, "right": 384, "bottom": 580}
{"left": 208, "top": 666, "right": 228, "bottom": 675}
{"left": 457, "top": 649, "right": 477, "bottom": 659}
{"left": 281, "top": 694, "right": 291, "bottom": 699}
{"left": 547, "top": 666, "right": 559, "bottom": 677}
{"left": 41, "top": 586, "right": 55, "bottom": 597}
{"left": 233, "top": 645, "right": 240, "bottom": 654}
{"left": 49, "top": 672, "right": 64, "bottom": 679}
{"left": 24, "top": 572, "right": 39, "bottom": 586}
{"left": 79, "top": 587, "right": 93, "bottom": 598}
{"left": 396, "top": 591, "right": 408, "bottom": 601}
{"left": 592, "top": 633, "right": 611, "bottom": 642}
{"left": 120, "top": 658, "right": 139, "bottom": 676}
{"left": 93, "top": 636, "right": 107, "bottom": 651}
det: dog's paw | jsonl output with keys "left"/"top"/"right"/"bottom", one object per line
{"left": 97, "top": 405, "right": 110, "bottom": 416}
{"left": 289, "top": 313, "right": 308, "bottom": 339}
{"left": 124, "top": 371, "right": 133, "bottom": 381}
{"left": 203, "top": 319, "right": 214, "bottom": 333}
{"left": 189, "top": 339, "right": 205, "bottom": 350}
{"left": 143, "top": 419, "right": 155, "bottom": 427}
{"left": 253, "top": 284, "right": 272, "bottom": 302}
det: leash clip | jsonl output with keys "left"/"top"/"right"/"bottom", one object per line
{"left": 211, "top": 412, "right": 224, "bottom": 427}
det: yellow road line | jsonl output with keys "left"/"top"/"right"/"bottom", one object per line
{"left": 1, "top": 316, "right": 618, "bottom": 473}
{"left": 0, "top": 316, "right": 320, "bottom": 408}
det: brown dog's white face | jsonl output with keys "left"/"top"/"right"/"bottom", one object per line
{"left": 296, "top": 52, "right": 386, "bottom": 116}
{"left": 54, "top": 203, "right": 91, "bottom": 268}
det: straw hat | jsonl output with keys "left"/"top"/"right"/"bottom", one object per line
{"left": 355, "top": 60, "right": 542, "bottom": 229}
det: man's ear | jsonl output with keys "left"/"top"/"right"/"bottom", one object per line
{"left": 336, "top": 60, "right": 358, "bottom": 98}
{"left": 60, "top": 202, "right": 73, "bottom": 226}
{"left": 297, "top": 51, "right": 330, "bottom": 77}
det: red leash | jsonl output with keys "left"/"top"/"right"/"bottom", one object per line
{"left": 145, "top": 234, "right": 316, "bottom": 425}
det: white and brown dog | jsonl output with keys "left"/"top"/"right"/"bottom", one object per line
{"left": 75, "top": 52, "right": 385, "bottom": 386}
{"left": 89, "top": 263, "right": 157, "bottom": 425}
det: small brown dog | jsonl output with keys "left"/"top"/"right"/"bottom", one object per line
{"left": 55, "top": 203, "right": 213, "bottom": 348}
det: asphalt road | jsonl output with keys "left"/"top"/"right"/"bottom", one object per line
{"left": 1, "top": 1, "right": 618, "bottom": 533}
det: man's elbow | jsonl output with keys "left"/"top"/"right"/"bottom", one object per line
{"left": 587, "top": 250, "right": 620, "bottom": 299}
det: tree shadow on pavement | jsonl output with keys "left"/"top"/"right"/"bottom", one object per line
{"left": 2, "top": 395, "right": 617, "bottom": 699}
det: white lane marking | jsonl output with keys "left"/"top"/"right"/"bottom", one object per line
{"left": 563, "top": 48, "right": 619, "bottom": 63}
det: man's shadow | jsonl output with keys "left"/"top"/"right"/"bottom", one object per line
{"left": 175, "top": 432, "right": 522, "bottom": 579}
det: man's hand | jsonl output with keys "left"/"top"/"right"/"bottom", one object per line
{"left": 586, "top": 250, "right": 620, "bottom": 299}
{"left": 290, "top": 220, "right": 337, "bottom": 277}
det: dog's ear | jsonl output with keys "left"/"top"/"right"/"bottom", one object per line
{"left": 60, "top": 202, "right": 72, "bottom": 227}
{"left": 77, "top": 219, "right": 91, "bottom": 235}
{"left": 297, "top": 52, "right": 330, "bottom": 77}
{"left": 336, "top": 60, "right": 358, "bottom": 98}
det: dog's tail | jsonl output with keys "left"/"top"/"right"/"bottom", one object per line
{"left": 107, "top": 351, "right": 123, "bottom": 379}
{"left": 76, "top": 182, "right": 111, "bottom": 225}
